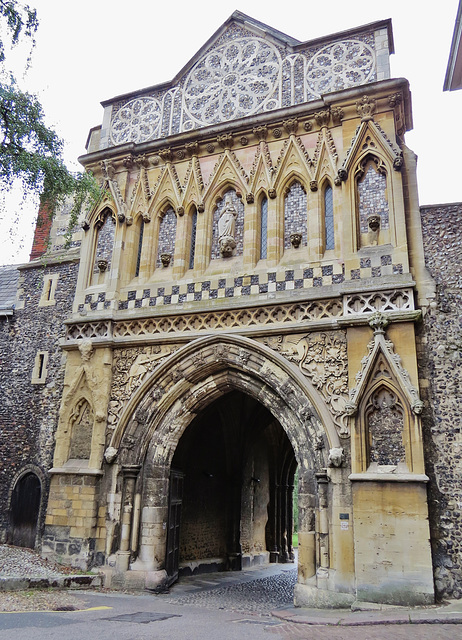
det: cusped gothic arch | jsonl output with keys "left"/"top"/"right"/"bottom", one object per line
{"left": 106, "top": 334, "right": 341, "bottom": 472}
{"left": 203, "top": 152, "right": 248, "bottom": 207}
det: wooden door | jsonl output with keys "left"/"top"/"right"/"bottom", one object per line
{"left": 165, "top": 469, "right": 184, "bottom": 586}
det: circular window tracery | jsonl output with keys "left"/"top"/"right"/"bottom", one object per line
{"left": 183, "top": 37, "right": 281, "bottom": 125}
{"left": 110, "top": 97, "right": 162, "bottom": 145}
{"left": 306, "top": 40, "right": 375, "bottom": 96}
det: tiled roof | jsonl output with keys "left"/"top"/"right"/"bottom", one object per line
{"left": 0, "top": 265, "right": 19, "bottom": 312}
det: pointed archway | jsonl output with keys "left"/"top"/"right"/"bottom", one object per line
{"left": 105, "top": 333, "right": 350, "bottom": 603}
{"left": 168, "top": 390, "right": 297, "bottom": 582}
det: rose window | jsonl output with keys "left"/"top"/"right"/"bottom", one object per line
{"left": 110, "top": 97, "right": 162, "bottom": 145}
{"left": 183, "top": 37, "right": 281, "bottom": 125}
{"left": 306, "top": 40, "right": 375, "bottom": 96}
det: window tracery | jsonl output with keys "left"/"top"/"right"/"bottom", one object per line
{"left": 324, "top": 183, "right": 334, "bottom": 251}
{"left": 260, "top": 196, "right": 268, "bottom": 260}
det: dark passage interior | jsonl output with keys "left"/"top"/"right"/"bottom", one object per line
{"left": 168, "top": 390, "right": 296, "bottom": 578}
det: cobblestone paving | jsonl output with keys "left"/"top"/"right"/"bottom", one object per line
{"left": 165, "top": 568, "right": 297, "bottom": 612}
{"left": 0, "top": 544, "right": 71, "bottom": 579}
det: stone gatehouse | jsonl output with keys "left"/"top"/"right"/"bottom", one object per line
{"left": 1, "top": 11, "right": 460, "bottom": 607}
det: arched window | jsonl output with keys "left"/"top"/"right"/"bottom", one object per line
{"left": 284, "top": 181, "right": 307, "bottom": 249}
{"left": 135, "top": 217, "right": 145, "bottom": 277}
{"left": 189, "top": 207, "right": 197, "bottom": 270}
{"left": 156, "top": 207, "right": 177, "bottom": 268}
{"left": 324, "top": 184, "right": 334, "bottom": 251}
{"left": 260, "top": 196, "right": 268, "bottom": 260}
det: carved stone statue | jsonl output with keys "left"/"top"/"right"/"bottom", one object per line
{"left": 218, "top": 194, "right": 237, "bottom": 257}
{"left": 328, "top": 447, "right": 344, "bottom": 467}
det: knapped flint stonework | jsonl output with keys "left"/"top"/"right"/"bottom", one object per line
{"left": 419, "top": 202, "right": 462, "bottom": 599}
{"left": 0, "top": 259, "right": 78, "bottom": 541}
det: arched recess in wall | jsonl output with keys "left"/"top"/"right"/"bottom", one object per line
{"left": 156, "top": 205, "right": 177, "bottom": 270}
{"left": 134, "top": 214, "right": 145, "bottom": 278}
{"left": 355, "top": 360, "right": 414, "bottom": 474}
{"left": 89, "top": 207, "right": 117, "bottom": 286}
{"left": 355, "top": 153, "right": 390, "bottom": 249}
{"left": 283, "top": 178, "right": 307, "bottom": 251}
{"left": 7, "top": 466, "right": 45, "bottom": 549}
{"left": 362, "top": 381, "right": 406, "bottom": 468}
{"left": 67, "top": 397, "right": 94, "bottom": 461}
{"left": 210, "top": 188, "right": 244, "bottom": 260}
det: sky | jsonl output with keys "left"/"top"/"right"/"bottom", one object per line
{"left": 1, "top": 0, "right": 461, "bottom": 264}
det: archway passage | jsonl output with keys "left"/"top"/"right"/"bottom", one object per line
{"left": 8, "top": 473, "right": 41, "bottom": 548}
{"left": 168, "top": 390, "right": 297, "bottom": 580}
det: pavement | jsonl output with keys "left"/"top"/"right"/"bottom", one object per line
{"left": 2, "top": 544, "right": 462, "bottom": 627}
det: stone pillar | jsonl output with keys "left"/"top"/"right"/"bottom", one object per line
{"left": 279, "top": 483, "right": 289, "bottom": 562}
{"left": 116, "top": 464, "right": 141, "bottom": 572}
{"left": 316, "top": 471, "right": 329, "bottom": 568}
{"left": 268, "top": 480, "right": 279, "bottom": 563}
{"left": 133, "top": 468, "right": 169, "bottom": 572}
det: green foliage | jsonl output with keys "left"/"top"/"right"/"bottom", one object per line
{"left": 0, "top": 0, "right": 38, "bottom": 65}
{"left": 0, "top": 0, "right": 102, "bottom": 248}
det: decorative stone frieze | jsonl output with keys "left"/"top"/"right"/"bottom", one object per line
{"left": 107, "top": 344, "right": 178, "bottom": 435}
{"left": 344, "top": 288, "right": 414, "bottom": 315}
{"left": 356, "top": 95, "right": 376, "bottom": 121}
{"left": 259, "top": 330, "right": 350, "bottom": 437}
{"left": 314, "top": 110, "right": 331, "bottom": 128}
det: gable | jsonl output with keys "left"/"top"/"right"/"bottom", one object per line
{"left": 100, "top": 14, "right": 393, "bottom": 150}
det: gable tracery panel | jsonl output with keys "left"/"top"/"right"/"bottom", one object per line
{"left": 108, "top": 29, "right": 379, "bottom": 147}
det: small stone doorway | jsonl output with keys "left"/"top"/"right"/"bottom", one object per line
{"left": 8, "top": 472, "right": 41, "bottom": 549}
{"left": 167, "top": 390, "right": 296, "bottom": 583}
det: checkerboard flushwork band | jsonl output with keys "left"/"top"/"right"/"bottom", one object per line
{"left": 77, "top": 256, "right": 403, "bottom": 313}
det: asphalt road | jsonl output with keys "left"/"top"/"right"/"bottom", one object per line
{"left": 0, "top": 590, "right": 461, "bottom": 640}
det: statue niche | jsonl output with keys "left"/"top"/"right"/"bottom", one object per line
{"left": 218, "top": 193, "right": 238, "bottom": 257}
{"left": 366, "top": 386, "right": 405, "bottom": 467}
{"left": 68, "top": 398, "right": 94, "bottom": 460}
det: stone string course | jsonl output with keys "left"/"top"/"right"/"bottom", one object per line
{"left": 418, "top": 202, "right": 462, "bottom": 599}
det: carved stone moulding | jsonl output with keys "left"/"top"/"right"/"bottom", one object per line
{"left": 160, "top": 253, "right": 172, "bottom": 268}
{"left": 290, "top": 232, "right": 302, "bottom": 248}
{"left": 97, "top": 259, "right": 108, "bottom": 272}
{"left": 110, "top": 298, "right": 344, "bottom": 340}
{"left": 344, "top": 288, "right": 414, "bottom": 316}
